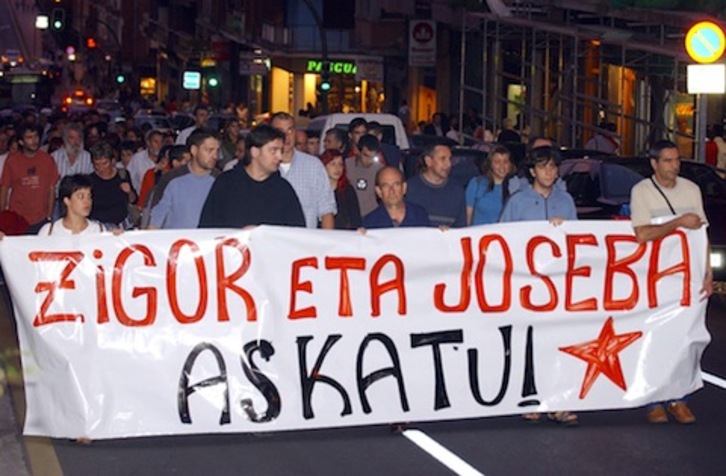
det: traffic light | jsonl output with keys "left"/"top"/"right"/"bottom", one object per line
{"left": 318, "top": 70, "right": 331, "bottom": 93}
{"left": 115, "top": 73, "right": 126, "bottom": 84}
{"left": 207, "top": 75, "right": 219, "bottom": 88}
{"left": 51, "top": 8, "right": 65, "bottom": 31}
{"left": 86, "top": 37, "right": 97, "bottom": 49}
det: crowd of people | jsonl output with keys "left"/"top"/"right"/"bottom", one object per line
{"left": 0, "top": 105, "right": 713, "bottom": 426}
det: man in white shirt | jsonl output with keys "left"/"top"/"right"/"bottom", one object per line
{"left": 270, "top": 112, "right": 336, "bottom": 229}
{"left": 630, "top": 139, "right": 712, "bottom": 425}
{"left": 176, "top": 105, "right": 210, "bottom": 146}
{"left": 127, "top": 129, "right": 164, "bottom": 193}
{"left": 51, "top": 122, "right": 93, "bottom": 178}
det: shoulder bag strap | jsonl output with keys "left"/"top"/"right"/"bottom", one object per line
{"left": 649, "top": 176, "right": 676, "bottom": 215}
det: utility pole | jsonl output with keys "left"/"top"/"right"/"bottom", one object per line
{"left": 301, "top": 0, "right": 329, "bottom": 114}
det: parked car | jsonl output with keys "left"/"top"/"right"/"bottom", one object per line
{"left": 559, "top": 157, "right": 642, "bottom": 219}
{"left": 307, "top": 113, "right": 410, "bottom": 153}
{"left": 561, "top": 155, "right": 726, "bottom": 281}
{"left": 134, "top": 109, "right": 172, "bottom": 133}
{"left": 95, "top": 99, "right": 124, "bottom": 123}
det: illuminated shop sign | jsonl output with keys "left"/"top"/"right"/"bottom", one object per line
{"left": 306, "top": 60, "right": 357, "bottom": 74}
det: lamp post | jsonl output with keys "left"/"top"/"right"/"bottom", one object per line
{"left": 35, "top": 14, "right": 49, "bottom": 59}
{"left": 301, "top": 0, "right": 329, "bottom": 114}
{"left": 89, "top": 17, "right": 122, "bottom": 93}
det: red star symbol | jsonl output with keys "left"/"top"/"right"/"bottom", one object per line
{"left": 559, "top": 317, "right": 643, "bottom": 399}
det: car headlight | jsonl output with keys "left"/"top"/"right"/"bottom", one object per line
{"left": 711, "top": 250, "right": 724, "bottom": 270}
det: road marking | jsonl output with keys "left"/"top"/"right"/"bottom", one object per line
{"left": 702, "top": 371, "right": 726, "bottom": 390}
{"left": 402, "top": 429, "right": 484, "bottom": 476}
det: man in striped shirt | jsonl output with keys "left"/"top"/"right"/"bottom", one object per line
{"left": 51, "top": 122, "right": 93, "bottom": 178}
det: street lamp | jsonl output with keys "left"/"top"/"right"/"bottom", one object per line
{"left": 35, "top": 15, "right": 50, "bottom": 59}
{"left": 35, "top": 15, "right": 49, "bottom": 30}
{"left": 302, "top": 0, "right": 329, "bottom": 114}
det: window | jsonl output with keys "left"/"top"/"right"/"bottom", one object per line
{"left": 323, "top": 0, "right": 354, "bottom": 29}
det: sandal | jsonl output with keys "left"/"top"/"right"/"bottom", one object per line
{"left": 522, "top": 412, "right": 542, "bottom": 422}
{"left": 547, "top": 411, "right": 578, "bottom": 426}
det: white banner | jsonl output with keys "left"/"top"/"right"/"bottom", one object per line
{"left": 0, "top": 222, "right": 710, "bottom": 439}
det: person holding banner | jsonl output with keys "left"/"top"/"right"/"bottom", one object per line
{"left": 37, "top": 174, "right": 105, "bottom": 235}
{"left": 319, "top": 148, "right": 361, "bottom": 230}
{"left": 362, "top": 166, "right": 430, "bottom": 229}
{"left": 148, "top": 130, "right": 220, "bottom": 229}
{"left": 406, "top": 143, "right": 467, "bottom": 228}
{"left": 465, "top": 144, "right": 517, "bottom": 225}
{"left": 198, "top": 125, "right": 305, "bottom": 228}
{"left": 499, "top": 146, "right": 577, "bottom": 225}
{"left": 88, "top": 142, "right": 138, "bottom": 229}
{"left": 270, "top": 112, "right": 336, "bottom": 230}
{"left": 630, "top": 139, "right": 712, "bottom": 425}
{"left": 500, "top": 145, "right": 578, "bottom": 425}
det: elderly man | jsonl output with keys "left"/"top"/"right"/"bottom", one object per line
{"left": 362, "top": 166, "right": 429, "bottom": 228}
{"left": 295, "top": 129, "right": 308, "bottom": 152}
{"left": 52, "top": 122, "right": 93, "bottom": 178}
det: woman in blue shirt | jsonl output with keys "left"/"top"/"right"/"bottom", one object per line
{"left": 465, "top": 145, "right": 515, "bottom": 225}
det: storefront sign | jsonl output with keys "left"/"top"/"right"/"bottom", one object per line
{"left": 0, "top": 223, "right": 709, "bottom": 439}
{"left": 182, "top": 71, "right": 201, "bottom": 90}
{"left": 687, "top": 64, "right": 726, "bottom": 94}
{"left": 306, "top": 60, "right": 358, "bottom": 75}
{"left": 239, "top": 54, "right": 268, "bottom": 76}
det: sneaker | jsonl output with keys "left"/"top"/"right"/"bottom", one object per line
{"left": 667, "top": 401, "right": 695, "bottom": 424}
{"left": 646, "top": 404, "right": 668, "bottom": 424}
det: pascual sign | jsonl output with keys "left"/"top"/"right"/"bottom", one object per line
{"left": 307, "top": 60, "right": 357, "bottom": 75}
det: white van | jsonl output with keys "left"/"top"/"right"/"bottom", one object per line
{"left": 307, "top": 113, "right": 410, "bottom": 154}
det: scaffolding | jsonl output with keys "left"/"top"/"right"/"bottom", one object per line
{"left": 457, "top": 8, "right": 714, "bottom": 159}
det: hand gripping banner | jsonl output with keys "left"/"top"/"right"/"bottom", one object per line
{"left": 0, "top": 222, "right": 710, "bottom": 439}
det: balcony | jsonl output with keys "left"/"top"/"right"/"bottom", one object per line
{"left": 261, "top": 23, "right": 291, "bottom": 47}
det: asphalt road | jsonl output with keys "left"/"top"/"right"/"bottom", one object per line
{"left": 2, "top": 286, "right": 726, "bottom": 476}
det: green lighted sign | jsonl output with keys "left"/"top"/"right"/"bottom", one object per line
{"left": 306, "top": 60, "right": 357, "bottom": 75}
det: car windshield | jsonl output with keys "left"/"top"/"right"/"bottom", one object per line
{"left": 680, "top": 163, "right": 726, "bottom": 199}
{"left": 333, "top": 123, "right": 397, "bottom": 146}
